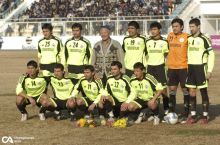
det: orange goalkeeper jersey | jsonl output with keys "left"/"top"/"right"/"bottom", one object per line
{"left": 167, "top": 32, "right": 188, "bottom": 69}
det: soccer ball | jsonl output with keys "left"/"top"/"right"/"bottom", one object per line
{"left": 164, "top": 112, "right": 178, "bottom": 125}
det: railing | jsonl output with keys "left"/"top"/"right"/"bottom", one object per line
{"left": 3, "top": 17, "right": 220, "bottom": 37}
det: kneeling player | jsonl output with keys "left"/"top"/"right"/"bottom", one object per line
{"left": 40, "top": 63, "right": 78, "bottom": 120}
{"left": 99, "top": 61, "right": 136, "bottom": 122}
{"left": 16, "top": 60, "right": 48, "bottom": 121}
{"left": 127, "top": 62, "right": 163, "bottom": 125}
{"left": 70, "top": 65, "right": 104, "bottom": 119}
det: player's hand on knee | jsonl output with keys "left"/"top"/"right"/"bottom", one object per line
{"left": 121, "top": 102, "right": 129, "bottom": 111}
{"left": 148, "top": 98, "right": 157, "bottom": 110}
{"left": 88, "top": 103, "right": 96, "bottom": 112}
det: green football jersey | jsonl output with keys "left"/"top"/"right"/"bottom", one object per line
{"left": 146, "top": 36, "right": 169, "bottom": 65}
{"left": 38, "top": 36, "right": 64, "bottom": 65}
{"left": 105, "top": 74, "right": 136, "bottom": 103}
{"left": 71, "top": 78, "right": 104, "bottom": 104}
{"left": 188, "top": 33, "right": 215, "bottom": 72}
{"left": 16, "top": 74, "right": 47, "bottom": 97}
{"left": 64, "top": 37, "right": 92, "bottom": 66}
{"left": 122, "top": 35, "right": 147, "bottom": 70}
{"left": 50, "top": 76, "right": 78, "bottom": 100}
{"left": 130, "top": 74, "right": 163, "bottom": 101}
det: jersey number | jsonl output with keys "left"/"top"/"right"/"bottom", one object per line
{"left": 88, "top": 84, "right": 91, "bottom": 90}
{"left": 114, "top": 82, "right": 119, "bottom": 88}
{"left": 31, "top": 81, "right": 36, "bottom": 86}
{"left": 45, "top": 41, "right": 50, "bottom": 47}
{"left": 139, "top": 83, "right": 143, "bottom": 89}
{"left": 58, "top": 82, "right": 63, "bottom": 87}
{"left": 73, "top": 42, "right": 78, "bottom": 47}
{"left": 131, "top": 40, "right": 135, "bottom": 45}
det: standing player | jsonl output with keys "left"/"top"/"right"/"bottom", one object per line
{"left": 38, "top": 23, "right": 64, "bottom": 77}
{"left": 167, "top": 18, "right": 190, "bottom": 123}
{"left": 92, "top": 25, "right": 124, "bottom": 86}
{"left": 16, "top": 60, "right": 48, "bottom": 121}
{"left": 39, "top": 63, "right": 78, "bottom": 121}
{"left": 145, "top": 22, "right": 169, "bottom": 115}
{"left": 70, "top": 65, "right": 105, "bottom": 119}
{"left": 186, "top": 18, "right": 215, "bottom": 124}
{"left": 122, "top": 21, "right": 147, "bottom": 77}
{"left": 127, "top": 62, "right": 163, "bottom": 125}
{"left": 64, "top": 23, "right": 92, "bottom": 79}
{"left": 99, "top": 61, "right": 136, "bottom": 121}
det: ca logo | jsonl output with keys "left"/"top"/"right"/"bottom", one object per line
{"left": 2, "top": 136, "right": 14, "bottom": 143}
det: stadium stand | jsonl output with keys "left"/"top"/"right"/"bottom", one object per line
{"left": 20, "top": 0, "right": 180, "bottom": 19}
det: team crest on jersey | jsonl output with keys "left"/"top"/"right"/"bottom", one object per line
{"left": 145, "top": 85, "right": 148, "bottom": 89}
{"left": 80, "top": 45, "right": 84, "bottom": 48}
{"left": 160, "top": 44, "right": 164, "bottom": 48}
{"left": 38, "top": 82, "right": 42, "bottom": 85}
{"left": 137, "top": 42, "right": 140, "bottom": 45}
{"left": 52, "top": 43, "right": 55, "bottom": 47}
{"left": 196, "top": 41, "right": 200, "bottom": 45}
{"left": 179, "top": 38, "right": 184, "bottom": 42}
{"left": 65, "top": 81, "right": 69, "bottom": 85}
{"left": 120, "top": 84, "right": 124, "bottom": 88}
{"left": 93, "top": 86, "right": 97, "bottom": 91}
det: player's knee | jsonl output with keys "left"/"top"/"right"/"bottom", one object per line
{"left": 67, "top": 100, "right": 76, "bottom": 108}
{"left": 169, "top": 86, "right": 177, "bottom": 92}
{"left": 128, "top": 103, "right": 136, "bottom": 112}
{"left": 148, "top": 102, "right": 157, "bottom": 110}
{"left": 182, "top": 88, "right": 189, "bottom": 96}
{"left": 189, "top": 89, "right": 196, "bottom": 96}
{"left": 169, "top": 90, "right": 176, "bottom": 96}
{"left": 98, "top": 102, "right": 103, "bottom": 109}
{"left": 76, "top": 98, "right": 84, "bottom": 106}
{"left": 16, "top": 95, "right": 25, "bottom": 105}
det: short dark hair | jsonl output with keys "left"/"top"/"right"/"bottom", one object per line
{"left": 171, "top": 18, "right": 184, "bottom": 26}
{"left": 189, "top": 18, "right": 201, "bottom": 26}
{"left": 128, "top": 21, "right": 140, "bottom": 29}
{"left": 54, "top": 63, "right": 64, "bottom": 71}
{"left": 150, "top": 21, "right": 162, "bottom": 29}
{"left": 111, "top": 61, "right": 122, "bottom": 69}
{"left": 72, "top": 23, "right": 82, "bottom": 30}
{"left": 133, "top": 62, "right": 145, "bottom": 71}
{"left": 27, "top": 60, "right": 38, "bottom": 68}
{"left": 42, "top": 23, "right": 53, "bottom": 31}
{"left": 84, "top": 65, "right": 95, "bottom": 72}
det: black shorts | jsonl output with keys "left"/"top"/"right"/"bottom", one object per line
{"left": 111, "top": 96, "right": 123, "bottom": 118}
{"left": 51, "top": 98, "right": 68, "bottom": 110}
{"left": 132, "top": 98, "right": 148, "bottom": 109}
{"left": 68, "top": 65, "right": 84, "bottom": 74}
{"left": 26, "top": 96, "right": 41, "bottom": 107}
{"left": 40, "top": 63, "right": 56, "bottom": 73}
{"left": 125, "top": 69, "right": 133, "bottom": 78}
{"left": 185, "top": 64, "right": 208, "bottom": 89}
{"left": 168, "top": 68, "right": 187, "bottom": 88}
{"left": 147, "top": 64, "right": 167, "bottom": 88}
{"left": 80, "top": 96, "right": 93, "bottom": 107}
